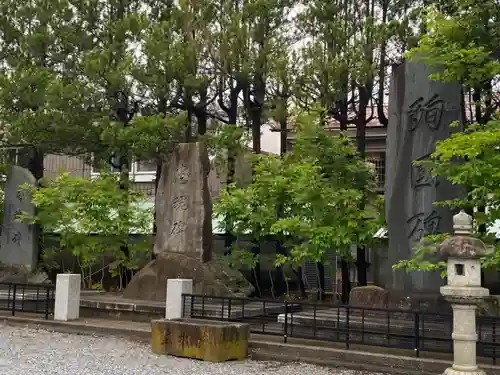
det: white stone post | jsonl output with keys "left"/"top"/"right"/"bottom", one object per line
{"left": 54, "top": 274, "right": 81, "bottom": 321}
{"left": 439, "top": 211, "right": 491, "bottom": 375}
{"left": 165, "top": 279, "right": 193, "bottom": 320}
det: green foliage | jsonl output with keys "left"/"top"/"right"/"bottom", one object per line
{"left": 18, "top": 172, "right": 153, "bottom": 288}
{"left": 0, "top": 0, "right": 189, "bottom": 174}
{"left": 100, "top": 113, "right": 187, "bottom": 163}
{"left": 202, "top": 124, "right": 251, "bottom": 176}
{"left": 407, "top": 1, "right": 500, "bottom": 89}
{"left": 219, "top": 244, "right": 259, "bottom": 271}
{"left": 394, "top": 118, "right": 500, "bottom": 273}
{"left": 215, "top": 108, "right": 381, "bottom": 269}
{"left": 296, "top": 0, "right": 419, "bottom": 120}
{"left": 393, "top": 233, "right": 449, "bottom": 276}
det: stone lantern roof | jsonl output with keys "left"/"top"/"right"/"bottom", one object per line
{"left": 439, "top": 210, "right": 493, "bottom": 260}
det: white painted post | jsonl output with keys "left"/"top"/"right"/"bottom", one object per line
{"left": 54, "top": 274, "right": 81, "bottom": 321}
{"left": 165, "top": 279, "right": 193, "bottom": 320}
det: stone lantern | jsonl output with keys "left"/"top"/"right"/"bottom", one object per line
{"left": 439, "top": 210, "right": 492, "bottom": 375}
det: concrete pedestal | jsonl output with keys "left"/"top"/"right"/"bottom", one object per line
{"left": 437, "top": 210, "right": 492, "bottom": 375}
{"left": 444, "top": 304, "right": 485, "bottom": 375}
{"left": 165, "top": 279, "right": 193, "bottom": 320}
{"left": 54, "top": 274, "right": 81, "bottom": 321}
{"left": 440, "top": 286, "right": 489, "bottom": 375}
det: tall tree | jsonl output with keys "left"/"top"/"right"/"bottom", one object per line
{"left": 0, "top": 0, "right": 102, "bottom": 178}
{"left": 215, "top": 109, "right": 382, "bottom": 297}
{"left": 296, "top": 0, "right": 421, "bottom": 300}
{"left": 409, "top": 0, "right": 500, "bottom": 124}
{"left": 267, "top": 34, "right": 302, "bottom": 296}
{"left": 132, "top": 0, "right": 214, "bottom": 182}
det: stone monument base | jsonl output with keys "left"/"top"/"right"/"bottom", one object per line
{"left": 0, "top": 263, "right": 49, "bottom": 284}
{"left": 123, "top": 253, "right": 254, "bottom": 301}
{"left": 349, "top": 285, "right": 389, "bottom": 308}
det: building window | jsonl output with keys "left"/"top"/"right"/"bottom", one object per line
{"left": 367, "top": 152, "right": 386, "bottom": 191}
{"left": 90, "top": 157, "right": 157, "bottom": 183}
{"left": 135, "top": 160, "right": 157, "bottom": 174}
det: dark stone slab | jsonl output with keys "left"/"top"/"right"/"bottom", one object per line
{"left": 384, "top": 62, "right": 463, "bottom": 294}
{"left": 0, "top": 166, "right": 38, "bottom": 271}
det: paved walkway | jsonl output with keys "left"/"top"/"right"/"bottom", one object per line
{"left": 0, "top": 324, "right": 377, "bottom": 375}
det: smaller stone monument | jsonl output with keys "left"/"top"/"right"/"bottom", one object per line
{"left": 0, "top": 165, "right": 39, "bottom": 272}
{"left": 349, "top": 285, "right": 388, "bottom": 308}
{"left": 439, "top": 210, "right": 492, "bottom": 375}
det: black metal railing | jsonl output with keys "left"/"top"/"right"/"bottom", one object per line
{"left": 182, "top": 294, "right": 500, "bottom": 364}
{"left": 0, "top": 282, "right": 55, "bottom": 319}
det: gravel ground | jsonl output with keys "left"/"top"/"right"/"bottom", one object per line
{"left": 0, "top": 324, "right": 381, "bottom": 375}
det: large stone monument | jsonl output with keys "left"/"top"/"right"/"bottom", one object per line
{"left": 153, "top": 142, "right": 212, "bottom": 261}
{"left": 124, "top": 142, "right": 253, "bottom": 301}
{"left": 384, "top": 62, "right": 463, "bottom": 304}
{"left": 0, "top": 165, "right": 39, "bottom": 272}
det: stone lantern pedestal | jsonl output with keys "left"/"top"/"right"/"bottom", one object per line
{"left": 439, "top": 210, "right": 492, "bottom": 375}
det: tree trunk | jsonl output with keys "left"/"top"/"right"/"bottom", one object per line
{"left": 341, "top": 259, "right": 351, "bottom": 304}
{"left": 274, "top": 117, "right": 288, "bottom": 296}
{"left": 317, "top": 262, "right": 326, "bottom": 300}
{"left": 221, "top": 82, "right": 241, "bottom": 255}
{"left": 355, "top": 91, "right": 369, "bottom": 288}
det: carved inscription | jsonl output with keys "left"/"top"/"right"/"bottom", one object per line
{"left": 200, "top": 329, "right": 210, "bottom": 347}
{"left": 16, "top": 189, "right": 25, "bottom": 201}
{"left": 406, "top": 210, "right": 442, "bottom": 241}
{"left": 408, "top": 94, "right": 444, "bottom": 132}
{"left": 412, "top": 164, "right": 439, "bottom": 190}
{"left": 176, "top": 164, "right": 189, "bottom": 184}
{"left": 170, "top": 221, "right": 186, "bottom": 235}
{"left": 12, "top": 231, "right": 21, "bottom": 245}
{"left": 162, "top": 329, "right": 172, "bottom": 347}
{"left": 3, "top": 203, "right": 12, "bottom": 244}
{"left": 172, "top": 195, "right": 188, "bottom": 210}
{"left": 177, "top": 331, "right": 192, "bottom": 348}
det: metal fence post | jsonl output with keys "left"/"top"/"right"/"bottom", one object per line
{"left": 44, "top": 287, "right": 51, "bottom": 320}
{"left": 284, "top": 301, "right": 288, "bottom": 343}
{"left": 346, "top": 306, "right": 350, "bottom": 349}
{"left": 11, "top": 284, "right": 17, "bottom": 316}
{"left": 414, "top": 312, "right": 420, "bottom": 357}
{"left": 493, "top": 319, "right": 497, "bottom": 365}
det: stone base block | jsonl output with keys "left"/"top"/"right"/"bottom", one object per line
{"left": 123, "top": 252, "right": 254, "bottom": 302}
{"left": 151, "top": 318, "right": 250, "bottom": 362}
{"left": 349, "top": 285, "right": 388, "bottom": 308}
